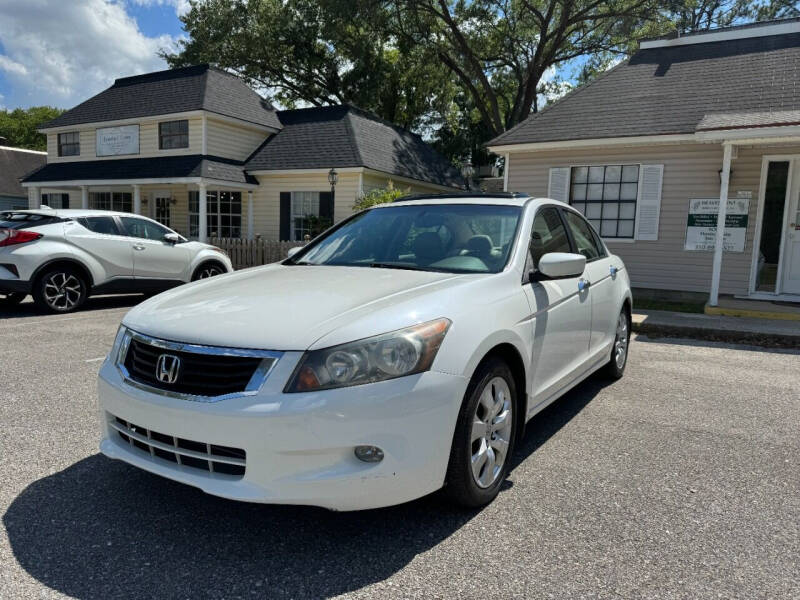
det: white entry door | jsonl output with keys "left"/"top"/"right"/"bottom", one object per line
{"left": 781, "top": 160, "right": 800, "bottom": 294}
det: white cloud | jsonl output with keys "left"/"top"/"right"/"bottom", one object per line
{"left": 128, "top": 0, "right": 192, "bottom": 17}
{"left": 0, "top": 0, "right": 179, "bottom": 108}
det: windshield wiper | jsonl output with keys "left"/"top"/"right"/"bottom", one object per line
{"left": 369, "top": 262, "right": 440, "bottom": 272}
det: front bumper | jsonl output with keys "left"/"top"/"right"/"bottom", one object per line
{"left": 97, "top": 355, "right": 468, "bottom": 511}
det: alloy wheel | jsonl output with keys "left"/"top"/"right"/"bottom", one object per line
{"left": 197, "top": 265, "right": 223, "bottom": 279}
{"left": 470, "top": 376, "right": 513, "bottom": 488}
{"left": 614, "top": 312, "right": 629, "bottom": 369}
{"left": 43, "top": 272, "right": 83, "bottom": 311}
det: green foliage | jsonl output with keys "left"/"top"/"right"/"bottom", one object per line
{"left": 353, "top": 180, "right": 410, "bottom": 211}
{"left": 0, "top": 106, "right": 63, "bottom": 151}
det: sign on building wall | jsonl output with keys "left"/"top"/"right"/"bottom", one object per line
{"left": 684, "top": 198, "right": 749, "bottom": 252}
{"left": 96, "top": 125, "right": 139, "bottom": 157}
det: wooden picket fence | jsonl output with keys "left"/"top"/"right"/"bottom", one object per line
{"left": 209, "top": 238, "right": 306, "bottom": 270}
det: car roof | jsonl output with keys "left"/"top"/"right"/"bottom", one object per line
{"left": 384, "top": 194, "right": 564, "bottom": 209}
{"left": 2, "top": 208, "right": 148, "bottom": 219}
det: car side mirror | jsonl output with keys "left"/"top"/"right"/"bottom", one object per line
{"left": 536, "top": 252, "right": 587, "bottom": 279}
{"left": 163, "top": 232, "right": 181, "bottom": 245}
{"left": 287, "top": 246, "right": 302, "bottom": 259}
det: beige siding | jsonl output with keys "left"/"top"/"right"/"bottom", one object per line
{"left": 46, "top": 117, "right": 203, "bottom": 163}
{"left": 361, "top": 173, "right": 449, "bottom": 196}
{"left": 251, "top": 172, "right": 361, "bottom": 240}
{"left": 206, "top": 118, "right": 267, "bottom": 161}
{"left": 506, "top": 143, "right": 800, "bottom": 296}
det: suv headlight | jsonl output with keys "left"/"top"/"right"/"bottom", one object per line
{"left": 285, "top": 318, "right": 451, "bottom": 392}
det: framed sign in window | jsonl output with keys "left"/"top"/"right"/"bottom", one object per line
{"left": 96, "top": 125, "right": 139, "bottom": 157}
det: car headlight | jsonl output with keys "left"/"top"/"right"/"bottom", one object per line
{"left": 109, "top": 325, "right": 132, "bottom": 366}
{"left": 285, "top": 318, "right": 451, "bottom": 392}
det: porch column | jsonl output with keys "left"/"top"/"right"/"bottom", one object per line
{"left": 198, "top": 182, "right": 208, "bottom": 242}
{"left": 133, "top": 184, "right": 142, "bottom": 215}
{"left": 81, "top": 185, "right": 89, "bottom": 209}
{"left": 709, "top": 142, "right": 733, "bottom": 306}
{"left": 28, "top": 186, "right": 41, "bottom": 209}
{"left": 247, "top": 190, "right": 254, "bottom": 240}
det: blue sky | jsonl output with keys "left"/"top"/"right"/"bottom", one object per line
{"left": 0, "top": 1, "right": 187, "bottom": 111}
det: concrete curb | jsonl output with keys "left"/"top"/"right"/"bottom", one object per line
{"left": 632, "top": 312, "right": 800, "bottom": 349}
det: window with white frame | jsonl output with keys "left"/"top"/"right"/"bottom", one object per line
{"left": 57, "top": 132, "right": 80, "bottom": 157}
{"left": 89, "top": 191, "right": 132, "bottom": 212}
{"left": 154, "top": 197, "right": 171, "bottom": 227}
{"left": 41, "top": 193, "right": 69, "bottom": 209}
{"left": 188, "top": 190, "right": 242, "bottom": 238}
{"left": 569, "top": 164, "right": 639, "bottom": 239}
{"left": 290, "top": 191, "right": 320, "bottom": 241}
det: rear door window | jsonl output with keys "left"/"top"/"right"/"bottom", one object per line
{"left": 562, "top": 210, "right": 605, "bottom": 261}
{"left": 77, "top": 216, "right": 121, "bottom": 235}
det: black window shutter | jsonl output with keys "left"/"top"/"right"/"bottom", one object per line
{"left": 319, "top": 191, "right": 334, "bottom": 221}
{"left": 279, "top": 192, "right": 291, "bottom": 240}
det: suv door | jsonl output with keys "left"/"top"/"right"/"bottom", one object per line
{"left": 561, "top": 209, "right": 618, "bottom": 358}
{"left": 118, "top": 217, "right": 190, "bottom": 280}
{"left": 522, "top": 206, "right": 591, "bottom": 405}
{"left": 65, "top": 216, "right": 133, "bottom": 281}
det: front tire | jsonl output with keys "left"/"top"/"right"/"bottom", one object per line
{"left": 0, "top": 292, "right": 26, "bottom": 307}
{"left": 445, "top": 357, "right": 517, "bottom": 508}
{"left": 33, "top": 268, "right": 88, "bottom": 313}
{"left": 192, "top": 262, "right": 226, "bottom": 281}
{"left": 600, "top": 307, "right": 631, "bottom": 379}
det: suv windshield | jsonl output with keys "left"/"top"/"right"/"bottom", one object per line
{"left": 289, "top": 203, "right": 522, "bottom": 274}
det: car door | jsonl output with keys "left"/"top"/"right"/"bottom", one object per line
{"left": 64, "top": 216, "right": 133, "bottom": 281}
{"left": 522, "top": 206, "right": 592, "bottom": 406}
{"left": 118, "top": 216, "right": 190, "bottom": 280}
{"left": 561, "top": 209, "right": 618, "bottom": 359}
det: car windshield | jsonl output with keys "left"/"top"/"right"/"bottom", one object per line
{"left": 289, "top": 203, "right": 522, "bottom": 274}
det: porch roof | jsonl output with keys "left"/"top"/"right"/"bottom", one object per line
{"left": 21, "top": 154, "right": 257, "bottom": 186}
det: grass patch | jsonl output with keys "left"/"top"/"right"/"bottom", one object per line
{"left": 634, "top": 298, "right": 706, "bottom": 314}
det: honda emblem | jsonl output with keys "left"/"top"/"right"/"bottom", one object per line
{"left": 156, "top": 354, "right": 181, "bottom": 384}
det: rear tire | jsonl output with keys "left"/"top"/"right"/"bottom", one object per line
{"left": 33, "top": 267, "right": 88, "bottom": 313}
{"left": 0, "top": 292, "right": 26, "bottom": 307}
{"left": 600, "top": 307, "right": 631, "bottom": 380}
{"left": 445, "top": 357, "right": 517, "bottom": 508}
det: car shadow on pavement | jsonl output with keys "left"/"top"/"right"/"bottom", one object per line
{"left": 0, "top": 294, "right": 145, "bottom": 320}
{"left": 3, "top": 378, "right": 608, "bottom": 599}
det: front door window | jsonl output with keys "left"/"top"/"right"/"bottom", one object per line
{"left": 154, "top": 195, "right": 171, "bottom": 228}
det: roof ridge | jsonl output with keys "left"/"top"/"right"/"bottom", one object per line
{"left": 0, "top": 145, "right": 46, "bottom": 155}
{"left": 344, "top": 109, "right": 365, "bottom": 166}
{"left": 114, "top": 64, "right": 209, "bottom": 86}
{"left": 489, "top": 57, "right": 631, "bottom": 146}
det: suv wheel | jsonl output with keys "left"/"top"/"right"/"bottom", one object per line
{"left": 0, "top": 292, "right": 26, "bottom": 307}
{"left": 445, "top": 357, "right": 517, "bottom": 507}
{"left": 192, "top": 262, "right": 225, "bottom": 281}
{"left": 34, "top": 268, "right": 88, "bottom": 313}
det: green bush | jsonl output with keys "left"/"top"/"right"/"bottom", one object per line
{"left": 353, "top": 179, "right": 410, "bottom": 211}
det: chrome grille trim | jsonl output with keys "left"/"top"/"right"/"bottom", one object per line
{"left": 116, "top": 328, "right": 283, "bottom": 403}
{"left": 110, "top": 415, "right": 246, "bottom": 477}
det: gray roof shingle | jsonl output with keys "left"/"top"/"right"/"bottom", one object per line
{"left": 489, "top": 31, "right": 800, "bottom": 146}
{"left": 22, "top": 155, "right": 257, "bottom": 185}
{"left": 41, "top": 65, "right": 282, "bottom": 130}
{"left": 0, "top": 147, "right": 46, "bottom": 197}
{"left": 246, "top": 105, "right": 463, "bottom": 188}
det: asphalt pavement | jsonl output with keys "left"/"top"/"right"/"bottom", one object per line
{"left": 1, "top": 296, "right": 799, "bottom": 599}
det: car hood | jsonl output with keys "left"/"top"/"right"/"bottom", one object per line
{"left": 122, "top": 264, "right": 471, "bottom": 351}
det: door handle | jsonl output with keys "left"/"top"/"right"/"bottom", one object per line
{"left": 578, "top": 278, "right": 590, "bottom": 292}
{"left": 133, "top": 244, "right": 146, "bottom": 251}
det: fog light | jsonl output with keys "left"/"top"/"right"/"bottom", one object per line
{"left": 354, "top": 445, "right": 384, "bottom": 463}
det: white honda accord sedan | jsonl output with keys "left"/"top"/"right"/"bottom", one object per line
{"left": 97, "top": 193, "right": 632, "bottom": 510}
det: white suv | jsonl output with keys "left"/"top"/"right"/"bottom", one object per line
{"left": 0, "top": 208, "right": 232, "bottom": 313}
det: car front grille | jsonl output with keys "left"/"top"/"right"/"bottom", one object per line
{"left": 123, "top": 337, "right": 265, "bottom": 397}
{"left": 110, "top": 416, "right": 246, "bottom": 477}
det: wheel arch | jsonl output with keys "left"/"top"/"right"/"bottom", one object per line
{"left": 31, "top": 258, "right": 94, "bottom": 289}
{"left": 191, "top": 258, "right": 228, "bottom": 280}
{"left": 472, "top": 342, "right": 529, "bottom": 444}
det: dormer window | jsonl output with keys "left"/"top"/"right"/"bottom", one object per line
{"left": 58, "top": 132, "right": 80, "bottom": 156}
{"left": 159, "top": 120, "right": 189, "bottom": 149}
